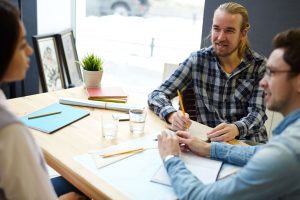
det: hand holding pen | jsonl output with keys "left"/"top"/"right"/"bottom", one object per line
{"left": 169, "top": 90, "right": 192, "bottom": 131}
{"left": 167, "top": 111, "right": 191, "bottom": 131}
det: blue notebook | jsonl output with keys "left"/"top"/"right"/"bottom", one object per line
{"left": 21, "top": 103, "right": 90, "bottom": 134}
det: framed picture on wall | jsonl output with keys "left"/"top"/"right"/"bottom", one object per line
{"left": 32, "top": 34, "right": 66, "bottom": 92}
{"left": 56, "top": 29, "right": 82, "bottom": 87}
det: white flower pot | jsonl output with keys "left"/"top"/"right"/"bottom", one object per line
{"left": 82, "top": 69, "right": 103, "bottom": 88}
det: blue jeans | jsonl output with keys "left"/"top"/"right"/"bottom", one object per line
{"left": 51, "top": 176, "right": 87, "bottom": 198}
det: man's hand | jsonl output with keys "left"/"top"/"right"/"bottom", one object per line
{"left": 176, "top": 131, "right": 211, "bottom": 157}
{"left": 207, "top": 123, "right": 239, "bottom": 142}
{"left": 158, "top": 131, "right": 181, "bottom": 160}
{"left": 167, "top": 111, "right": 192, "bottom": 131}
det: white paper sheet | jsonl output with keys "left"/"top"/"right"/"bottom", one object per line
{"left": 189, "top": 120, "right": 213, "bottom": 141}
{"left": 151, "top": 153, "right": 222, "bottom": 186}
{"left": 74, "top": 135, "right": 232, "bottom": 200}
{"left": 74, "top": 136, "right": 178, "bottom": 200}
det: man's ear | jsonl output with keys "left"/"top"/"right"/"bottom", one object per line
{"left": 241, "top": 24, "right": 250, "bottom": 37}
{"left": 241, "top": 29, "right": 247, "bottom": 37}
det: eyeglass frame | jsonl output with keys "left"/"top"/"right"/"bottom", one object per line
{"left": 264, "top": 67, "right": 294, "bottom": 78}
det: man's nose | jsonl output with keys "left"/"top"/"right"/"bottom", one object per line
{"left": 259, "top": 76, "right": 268, "bottom": 88}
{"left": 217, "top": 30, "right": 226, "bottom": 41}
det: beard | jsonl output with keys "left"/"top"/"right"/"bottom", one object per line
{"left": 266, "top": 97, "right": 287, "bottom": 114}
{"left": 213, "top": 42, "right": 239, "bottom": 58}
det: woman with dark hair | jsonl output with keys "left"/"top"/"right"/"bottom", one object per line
{"left": 0, "top": 1, "right": 85, "bottom": 199}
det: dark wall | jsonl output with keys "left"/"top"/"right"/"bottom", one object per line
{"left": 201, "top": 0, "right": 300, "bottom": 57}
{"left": 2, "top": 0, "right": 38, "bottom": 98}
{"left": 19, "top": 0, "right": 39, "bottom": 96}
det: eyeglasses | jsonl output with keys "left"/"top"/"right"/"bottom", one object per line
{"left": 264, "top": 67, "right": 292, "bottom": 78}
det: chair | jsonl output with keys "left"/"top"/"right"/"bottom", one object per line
{"left": 265, "top": 110, "right": 283, "bottom": 137}
{"left": 162, "top": 63, "right": 179, "bottom": 81}
{"left": 162, "top": 63, "right": 197, "bottom": 120}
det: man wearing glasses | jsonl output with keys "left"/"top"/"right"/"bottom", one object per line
{"left": 157, "top": 28, "right": 300, "bottom": 199}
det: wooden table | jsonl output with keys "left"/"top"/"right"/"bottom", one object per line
{"left": 8, "top": 87, "right": 167, "bottom": 199}
{"left": 8, "top": 87, "right": 246, "bottom": 199}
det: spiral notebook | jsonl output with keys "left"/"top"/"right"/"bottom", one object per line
{"left": 20, "top": 103, "right": 90, "bottom": 134}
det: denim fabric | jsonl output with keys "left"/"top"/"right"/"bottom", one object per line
{"left": 165, "top": 109, "right": 300, "bottom": 200}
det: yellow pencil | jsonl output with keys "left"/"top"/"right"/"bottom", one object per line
{"left": 28, "top": 111, "right": 62, "bottom": 119}
{"left": 177, "top": 89, "right": 188, "bottom": 129}
{"left": 100, "top": 147, "right": 144, "bottom": 158}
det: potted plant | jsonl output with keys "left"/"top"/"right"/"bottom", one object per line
{"left": 79, "top": 53, "right": 104, "bottom": 88}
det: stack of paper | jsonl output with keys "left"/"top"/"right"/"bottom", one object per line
{"left": 86, "top": 87, "right": 128, "bottom": 103}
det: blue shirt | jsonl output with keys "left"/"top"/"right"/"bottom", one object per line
{"left": 148, "top": 47, "right": 268, "bottom": 142}
{"left": 164, "top": 108, "right": 300, "bottom": 200}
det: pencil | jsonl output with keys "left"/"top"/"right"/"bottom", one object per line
{"left": 100, "top": 147, "right": 144, "bottom": 158}
{"left": 177, "top": 89, "right": 188, "bottom": 129}
{"left": 28, "top": 111, "right": 62, "bottom": 119}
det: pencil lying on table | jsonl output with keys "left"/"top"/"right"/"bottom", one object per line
{"left": 100, "top": 147, "right": 144, "bottom": 158}
{"left": 28, "top": 111, "right": 62, "bottom": 119}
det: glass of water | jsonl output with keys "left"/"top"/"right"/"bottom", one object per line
{"left": 129, "top": 108, "right": 147, "bottom": 134}
{"left": 101, "top": 114, "right": 119, "bottom": 139}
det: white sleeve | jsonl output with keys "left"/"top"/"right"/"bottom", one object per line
{"left": 0, "top": 123, "right": 57, "bottom": 200}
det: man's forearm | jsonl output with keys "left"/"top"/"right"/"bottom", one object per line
{"left": 210, "top": 142, "right": 258, "bottom": 166}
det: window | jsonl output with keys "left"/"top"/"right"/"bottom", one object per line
{"left": 75, "top": 0, "right": 205, "bottom": 99}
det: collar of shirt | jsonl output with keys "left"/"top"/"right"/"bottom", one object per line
{"left": 273, "top": 108, "right": 300, "bottom": 136}
{"left": 210, "top": 46, "right": 256, "bottom": 77}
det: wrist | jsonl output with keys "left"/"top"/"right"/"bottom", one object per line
{"left": 204, "top": 143, "right": 211, "bottom": 157}
{"left": 233, "top": 122, "right": 243, "bottom": 137}
{"left": 166, "top": 112, "right": 175, "bottom": 124}
{"left": 233, "top": 124, "right": 240, "bottom": 138}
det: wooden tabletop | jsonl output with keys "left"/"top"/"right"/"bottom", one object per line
{"left": 7, "top": 87, "right": 246, "bottom": 199}
{"left": 8, "top": 87, "right": 167, "bottom": 200}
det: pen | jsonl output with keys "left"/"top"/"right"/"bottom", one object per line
{"left": 100, "top": 147, "right": 144, "bottom": 158}
{"left": 177, "top": 89, "right": 188, "bottom": 129}
{"left": 28, "top": 111, "right": 62, "bottom": 119}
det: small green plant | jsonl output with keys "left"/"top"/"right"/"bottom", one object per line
{"left": 80, "top": 53, "right": 103, "bottom": 71}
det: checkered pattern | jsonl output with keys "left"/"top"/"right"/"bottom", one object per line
{"left": 148, "top": 47, "right": 268, "bottom": 142}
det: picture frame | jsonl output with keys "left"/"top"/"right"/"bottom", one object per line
{"left": 32, "top": 34, "right": 66, "bottom": 92}
{"left": 56, "top": 29, "right": 82, "bottom": 87}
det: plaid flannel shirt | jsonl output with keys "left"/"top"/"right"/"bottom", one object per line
{"left": 148, "top": 47, "right": 268, "bottom": 142}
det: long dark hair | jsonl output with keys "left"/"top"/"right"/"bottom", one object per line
{"left": 0, "top": 0, "right": 20, "bottom": 81}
